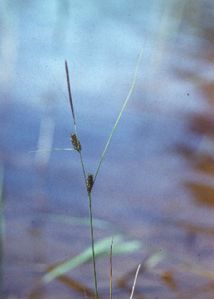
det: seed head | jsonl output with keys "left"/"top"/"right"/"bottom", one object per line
{"left": 70, "top": 134, "right": 81, "bottom": 152}
{"left": 87, "top": 174, "right": 94, "bottom": 193}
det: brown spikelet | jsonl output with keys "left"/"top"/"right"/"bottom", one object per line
{"left": 87, "top": 174, "right": 94, "bottom": 193}
{"left": 70, "top": 134, "right": 81, "bottom": 152}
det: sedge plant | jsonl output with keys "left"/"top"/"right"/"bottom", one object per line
{"left": 65, "top": 49, "right": 143, "bottom": 298}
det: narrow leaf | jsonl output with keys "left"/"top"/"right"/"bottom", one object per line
{"left": 130, "top": 264, "right": 141, "bottom": 299}
{"left": 65, "top": 60, "right": 76, "bottom": 124}
{"left": 43, "top": 236, "right": 122, "bottom": 283}
{"left": 109, "top": 238, "right": 113, "bottom": 299}
{"left": 42, "top": 235, "right": 141, "bottom": 283}
{"left": 94, "top": 48, "right": 143, "bottom": 183}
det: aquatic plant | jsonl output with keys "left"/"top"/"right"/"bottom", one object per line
{"left": 64, "top": 51, "right": 143, "bottom": 298}
{"left": 42, "top": 50, "right": 143, "bottom": 298}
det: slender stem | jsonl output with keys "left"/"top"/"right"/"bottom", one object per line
{"left": 79, "top": 151, "right": 87, "bottom": 184}
{"left": 77, "top": 149, "right": 98, "bottom": 298}
{"left": 88, "top": 192, "right": 99, "bottom": 299}
{"left": 79, "top": 151, "right": 99, "bottom": 298}
{"left": 65, "top": 60, "right": 99, "bottom": 297}
{"left": 109, "top": 238, "right": 113, "bottom": 299}
{"left": 130, "top": 264, "right": 141, "bottom": 299}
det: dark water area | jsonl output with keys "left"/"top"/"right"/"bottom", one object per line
{"left": 1, "top": 0, "right": 214, "bottom": 298}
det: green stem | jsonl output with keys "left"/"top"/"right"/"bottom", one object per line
{"left": 65, "top": 60, "right": 99, "bottom": 297}
{"left": 79, "top": 151, "right": 87, "bottom": 184}
{"left": 77, "top": 147, "right": 99, "bottom": 298}
{"left": 109, "top": 238, "right": 113, "bottom": 299}
{"left": 88, "top": 192, "right": 99, "bottom": 299}
{"left": 78, "top": 151, "right": 99, "bottom": 298}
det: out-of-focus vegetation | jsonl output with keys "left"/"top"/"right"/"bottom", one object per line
{"left": 1, "top": 0, "right": 214, "bottom": 298}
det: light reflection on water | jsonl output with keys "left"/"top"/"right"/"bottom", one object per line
{"left": 1, "top": 0, "right": 214, "bottom": 298}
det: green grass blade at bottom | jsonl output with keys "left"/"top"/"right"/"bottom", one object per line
{"left": 42, "top": 235, "right": 142, "bottom": 283}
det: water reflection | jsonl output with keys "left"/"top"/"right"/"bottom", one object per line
{"left": 1, "top": 0, "right": 214, "bottom": 298}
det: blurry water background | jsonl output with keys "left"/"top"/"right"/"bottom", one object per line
{"left": 1, "top": 0, "right": 214, "bottom": 298}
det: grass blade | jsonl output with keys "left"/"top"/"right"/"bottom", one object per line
{"left": 65, "top": 60, "right": 76, "bottom": 125}
{"left": 130, "top": 264, "right": 141, "bottom": 299}
{"left": 65, "top": 60, "right": 98, "bottom": 297}
{"left": 42, "top": 235, "right": 122, "bottom": 283}
{"left": 112, "top": 240, "right": 141, "bottom": 254}
{"left": 94, "top": 48, "right": 143, "bottom": 183}
{"left": 117, "top": 250, "right": 165, "bottom": 291}
{"left": 42, "top": 235, "right": 141, "bottom": 284}
{"left": 109, "top": 238, "right": 113, "bottom": 299}
{"left": 29, "top": 148, "right": 74, "bottom": 154}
